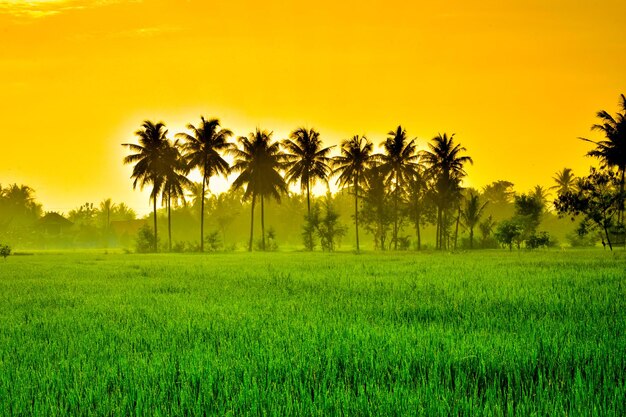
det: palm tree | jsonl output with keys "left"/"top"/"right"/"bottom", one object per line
{"left": 332, "top": 135, "right": 373, "bottom": 252}
{"left": 230, "top": 129, "right": 288, "bottom": 251}
{"left": 160, "top": 139, "right": 193, "bottom": 251}
{"left": 122, "top": 120, "right": 168, "bottom": 252}
{"left": 283, "top": 127, "right": 334, "bottom": 248}
{"left": 376, "top": 126, "right": 419, "bottom": 250}
{"left": 530, "top": 185, "right": 551, "bottom": 212}
{"left": 580, "top": 94, "right": 626, "bottom": 226}
{"left": 177, "top": 117, "right": 233, "bottom": 252}
{"left": 551, "top": 168, "right": 576, "bottom": 196}
{"left": 420, "top": 133, "right": 473, "bottom": 250}
{"left": 98, "top": 198, "right": 116, "bottom": 247}
{"left": 461, "top": 192, "right": 487, "bottom": 249}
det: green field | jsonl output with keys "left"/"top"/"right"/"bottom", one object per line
{"left": 0, "top": 250, "right": 624, "bottom": 416}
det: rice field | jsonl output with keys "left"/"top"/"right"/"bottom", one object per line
{"left": 0, "top": 250, "right": 624, "bottom": 416}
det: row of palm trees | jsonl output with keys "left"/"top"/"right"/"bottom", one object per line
{"left": 123, "top": 94, "right": 624, "bottom": 252}
{"left": 123, "top": 121, "right": 473, "bottom": 252}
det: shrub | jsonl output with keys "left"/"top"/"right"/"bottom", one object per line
{"left": 135, "top": 225, "right": 158, "bottom": 253}
{"left": 0, "top": 244, "right": 11, "bottom": 260}
{"left": 526, "top": 231, "right": 551, "bottom": 249}
{"left": 205, "top": 232, "right": 222, "bottom": 252}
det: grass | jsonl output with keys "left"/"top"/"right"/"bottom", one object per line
{"left": 0, "top": 250, "right": 624, "bottom": 416}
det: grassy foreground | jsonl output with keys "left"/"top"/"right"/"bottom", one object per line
{"left": 0, "top": 250, "right": 624, "bottom": 416}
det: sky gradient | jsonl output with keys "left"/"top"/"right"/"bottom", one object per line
{"left": 1, "top": 0, "right": 625, "bottom": 215}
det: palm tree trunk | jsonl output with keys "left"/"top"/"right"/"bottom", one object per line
{"left": 168, "top": 190, "right": 172, "bottom": 252}
{"left": 436, "top": 207, "right": 441, "bottom": 250}
{"left": 153, "top": 193, "right": 158, "bottom": 253}
{"left": 469, "top": 228, "right": 474, "bottom": 249}
{"left": 453, "top": 205, "right": 461, "bottom": 250}
{"left": 617, "top": 167, "right": 626, "bottom": 228}
{"left": 200, "top": 176, "right": 206, "bottom": 252}
{"left": 248, "top": 194, "right": 256, "bottom": 252}
{"left": 261, "top": 195, "right": 266, "bottom": 251}
{"left": 394, "top": 171, "right": 399, "bottom": 250}
{"left": 415, "top": 211, "right": 421, "bottom": 251}
{"left": 354, "top": 175, "right": 360, "bottom": 253}
{"left": 306, "top": 179, "right": 312, "bottom": 250}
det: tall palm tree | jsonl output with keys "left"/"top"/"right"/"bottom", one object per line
{"left": 160, "top": 139, "right": 193, "bottom": 251}
{"left": 580, "top": 94, "right": 626, "bottom": 225}
{"left": 376, "top": 126, "right": 419, "bottom": 250}
{"left": 461, "top": 192, "right": 487, "bottom": 249}
{"left": 230, "top": 129, "right": 288, "bottom": 251}
{"left": 332, "top": 135, "right": 373, "bottom": 252}
{"left": 420, "top": 133, "right": 473, "bottom": 249}
{"left": 177, "top": 117, "right": 233, "bottom": 252}
{"left": 283, "top": 127, "right": 334, "bottom": 248}
{"left": 551, "top": 168, "right": 576, "bottom": 195}
{"left": 122, "top": 120, "right": 168, "bottom": 252}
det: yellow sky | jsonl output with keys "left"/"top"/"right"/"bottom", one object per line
{"left": 1, "top": 0, "right": 625, "bottom": 215}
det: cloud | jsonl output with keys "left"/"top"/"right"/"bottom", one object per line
{"left": 0, "top": 0, "right": 137, "bottom": 19}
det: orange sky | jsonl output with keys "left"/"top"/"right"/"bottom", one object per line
{"left": 1, "top": 0, "right": 625, "bottom": 215}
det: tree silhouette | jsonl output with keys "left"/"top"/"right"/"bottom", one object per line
{"left": 230, "top": 129, "right": 288, "bottom": 251}
{"left": 177, "top": 117, "right": 233, "bottom": 252}
{"left": 160, "top": 139, "right": 193, "bottom": 252}
{"left": 98, "top": 198, "right": 115, "bottom": 247}
{"left": 283, "top": 127, "right": 334, "bottom": 249}
{"left": 376, "top": 126, "right": 419, "bottom": 250}
{"left": 551, "top": 168, "right": 576, "bottom": 196}
{"left": 530, "top": 185, "right": 551, "bottom": 212}
{"left": 461, "top": 192, "right": 487, "bottom": 249}
{"left": 122, "top": 120, "right": 168, "bottom": 252}
{"left": 580, "top": 94, "right": 626, "bottom": 227}
{"left": 420, "top": 133, "right": 473, "bottom": 249}
{"left": 332, "top": 135, "right": 373, "bottom": 252}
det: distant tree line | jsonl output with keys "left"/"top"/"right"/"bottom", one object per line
{"left": 118, "top": 94, "right": 624, "bottom": 252}
{"left": 1, "top": 95, "right": 623, "bottom": 253}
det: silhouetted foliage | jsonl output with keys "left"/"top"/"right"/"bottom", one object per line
{"left": 123, "top": 120, "right": 169, "bottom": 252}
{"left": 495, "top": 219, "right": 522, "bottom": 250}
{"left": 0, "top": 244, "right": 10, "bottom": 260}
{"left": 580, "top": 94, "right": 626, "bottom": 227}
{"left": 230, "top": 129, "right": 288, "bottom": 251}
{"left": 376, "top": 126, "right": 419, "bottom": 250}
{"left": 283, "top": 128, "right": 334, "bottom": 249}
{"left": 204, "top": 231, "right": 222, "bottom": 252}
{"left": 514, "top": 193, "right": 544, "bottom": 240}
{"left": 308, "top": 196, "right": 347, "bottom": 252}
{"left": 551, "top": 168, "right": 577, "bottom": 196}
{"left": 526, "top": 231, "right": 552, "bottom": 249}
{"left": 178, "top": 117, "right": 233, "bottom": 252}
{"left": 461, "top": 192, "right": 488, "bottom": 249}
{"left": 420, "top": 133, "right": 472, "bottom": 249}
{"left": 554, "top": 167, "right": 623, "bottom": 250}
{"left": 136, "top": 225, "right": 158, "bottom": 253}
{"left": 332, "top": 135, "right": 373, "bottom": 252}
{"left": 360, "top": 166, "right": 393, "bottom": 250}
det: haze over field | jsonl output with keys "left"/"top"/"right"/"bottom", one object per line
{"left": 1, "top": 0, "right": 625, "bottom": 214}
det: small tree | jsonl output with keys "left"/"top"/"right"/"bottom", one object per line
{"left": 554, "top": 167, "right": 622, "bottom": 250}
{"left": 301, "top": 204, "right": 321, "bottom": 251}
{"left": 312, "top": 196, "right": 347, "bottom": 252}
{"left": 135, "top": 225, "right": 158, "bottom": 253}
{"left": 0, "top": 244, "right": 11, "bottom": 260}
{"left": 514, "top": 193, "right": 543, "bottom": 240}
{"left": 495, "top": 220, "right": 522, "bottom": 250}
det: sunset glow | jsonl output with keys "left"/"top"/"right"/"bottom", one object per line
{"left": 2, "top": 0, "right": 625, "bottom": 214}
